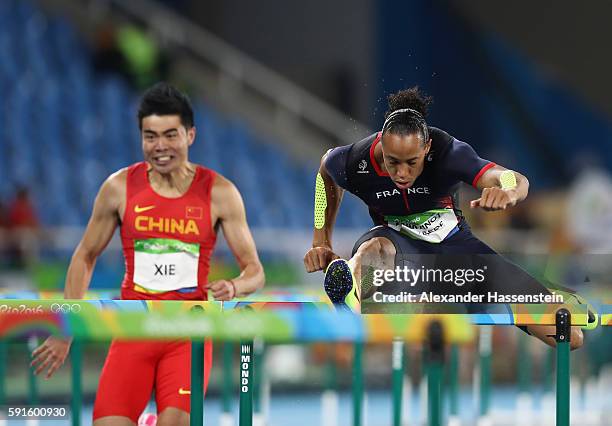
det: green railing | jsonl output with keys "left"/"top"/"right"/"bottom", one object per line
{"left": 0, "top": 299, "right": 599, "bottom": 425}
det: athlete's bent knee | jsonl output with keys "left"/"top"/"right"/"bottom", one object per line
{"left": 356, "top": 238, "right": 381, "bottom": 254}
{"left": 357, "top": 237, "right": 395, "bottom": 259}
{"left": 157, "top": 408, "right": 189, "bottom": 426}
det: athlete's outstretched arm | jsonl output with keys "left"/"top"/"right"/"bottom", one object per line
{"left": 32, "top": 172, "right": 123, "bottom": 378}
{"left": 304, "top": 152, "right": 344, "bottom": 272}
{"left": 471, "top": 165, "right": 529, "bottom": 211}
{"left": 64, "top": 174, "right": 123, "bottom": 298}
{"left": 209, "top": 176, "right": 264, "bottom": 300}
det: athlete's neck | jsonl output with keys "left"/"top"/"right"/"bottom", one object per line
{"left": 147, "top": 162, "right": 196, "bottom": 198}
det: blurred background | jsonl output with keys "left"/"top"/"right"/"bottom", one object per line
{"left": 0, "top": 0, "right": 610, "bottom": 425}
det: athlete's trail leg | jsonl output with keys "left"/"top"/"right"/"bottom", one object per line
{"left": 526, "top": 325, "right": 583, "bottom": 350}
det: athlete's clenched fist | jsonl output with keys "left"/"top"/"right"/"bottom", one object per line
{"left": 470, "top": 187, "right": 517, "bottom": 211}
{"left": 304, "top": 246, "right": 340, "bottom": 272}
{"left": 207, "top": 279, "right": 236, "bottom": 300}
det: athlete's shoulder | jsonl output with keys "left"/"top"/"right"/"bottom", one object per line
{"left": 94, "top": 168, "right": 127, "bottom": 212}
{"left": 428, "top": 126, "right": 453, "bottom": 141}
{"left": 323, "top": 133, "right": 379, "bottom": 189}
{"left": 332, "top": 132, "right": 378, "bottom": 165}
{"left": 325, "top": 132, "right": 378, "bottom": 157}
{"left": 210, "top": 172, "right": 245, "bottom": 219}
{"left": 124, "top": 161, "right": 147, "bottom": 176}
{"left": 104, "top": 167, "right": 128, "bottom": 194}
{"left": 428, "top": 126, "right": 454, "bottom": 150}
{"left": 109, "top": 166, "right": 129, "bottom": 180}
{"left": 211, "top": 172, "right": 243, "bottom": 205}
{"left": 426, "top": 129, "right": 491, "bottom": 184}
{"left": 192, "top": 163, "right": 217, "bottom": 176}
{"left": 211, "top": 171, "right": 234, "bottom": 192}
{"left": 352, "top": 132, "right": 379, "bottom": 154}
{"left": 427, "top": 127, "right": 476, "bottom": 164}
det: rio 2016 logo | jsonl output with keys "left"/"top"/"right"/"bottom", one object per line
{"left": 0, "top": 304, "right": 44, "bottom": 314}
{"left": 0, "top": 303, "right": 83, "bottom": 314}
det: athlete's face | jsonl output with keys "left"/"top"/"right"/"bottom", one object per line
{"left": 141, "top": 115, "right": 195, "bottom": 174}
{"left": 381, "top": 132, "right": 431, "bottom": 189}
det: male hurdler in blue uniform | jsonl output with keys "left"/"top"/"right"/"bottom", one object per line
{"left": 304, "top": 87, "right": 584, "bottom": 349}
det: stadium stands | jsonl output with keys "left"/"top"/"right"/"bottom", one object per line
{"left": 0, "top": 0, "right": 371, "bottom": 230}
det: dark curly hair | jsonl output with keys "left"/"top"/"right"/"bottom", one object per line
{"left": 138, "top": 82, "right": 194, "bottom": 130}
{"left": 382, "top": 86, "right": 433, "bottom": 141}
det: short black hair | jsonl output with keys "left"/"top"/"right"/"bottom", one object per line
{"left": 137, "top": 82, "right": 194, "bottom": 130}
{"left": 382, "top": 86, "right": 433, "bottom": 141}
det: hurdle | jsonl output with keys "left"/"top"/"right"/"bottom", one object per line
{"left": 0, "top": 299, "right": 598, "bottom": 425}
{"left": 221, "top": 342, "right": 234, "bottom": 426}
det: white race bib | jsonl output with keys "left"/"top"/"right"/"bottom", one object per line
{"left": 386, "top": 209, "right": 459, "bottom": 243}
{"left": 133, "top": 238, "right": 200, "bottom": 292}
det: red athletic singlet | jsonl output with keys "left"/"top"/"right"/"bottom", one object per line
{"left": 94, "top": 162, "right": 216, "bottom": 422}
{"left": 120, "top": 162, "right": 217, "bottom": 300}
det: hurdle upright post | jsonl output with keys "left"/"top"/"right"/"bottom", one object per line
{"left": 190, "top": 340, "right": 205, "bottom": 426}
{"left": 253, "top": 338, "right": 265, "bottom": 426}
{"left": 322, "top": 344, "right": 339, "bottom": 426}
{"left": 221, "top": 342, "right": 234, "bottom": 426}
{"left": 190, "top": 305, "right": 206, "bottom": 426}
{"left": 555, "top": 309, "right": 571, "bottom": 426}
{"left": 391, "top": 339, "right": 404, "bottom": 426}
{"left": 70, "top": 339, "right": 82, "bottom": 426}
{"left": 448, "top": 344, "right": 460, "bottom": 425}
{"left": 352, "top": 342, "right": 364, "bottom": 426}
{"left": 239, "top": 340, "right": 254, "bottom": 426}
{"left": 426, "top": 321, "right": 444, "bottom": 426}
{"left": 478, "top": 326, "right": 492, "bottom": 423}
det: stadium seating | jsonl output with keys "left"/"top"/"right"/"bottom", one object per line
{"left": 4, "top": 0, "right": 609, "bottom": 233}
{"left": 0, "top": 0, "right": 371, "bottom": 230}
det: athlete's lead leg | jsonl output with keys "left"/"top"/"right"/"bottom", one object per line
{"left": 324, "top": 237, "right": 396, "bottom": 311}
